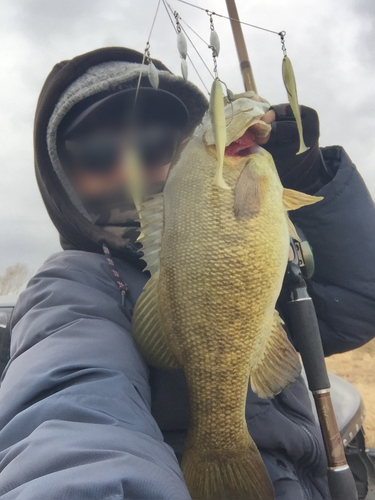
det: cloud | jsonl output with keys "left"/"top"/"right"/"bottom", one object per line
{"left": 1, "top": 0, "right": 374, "bottom": 275}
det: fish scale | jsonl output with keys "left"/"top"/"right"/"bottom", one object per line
{"left": 160, "top": 139, "right": 288, "bottom": 500}
{"left": 131, "top": 91, "right": 323, "bottom": 500}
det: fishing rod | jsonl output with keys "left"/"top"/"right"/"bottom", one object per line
{"left": 224, "top": 0, "right": 257, "bottom": 92}
{"left": 286, "top": 238, "right": 358, "bottom": 500}
{"left": 223, "top": 0, "right": 358, "bottom": 498}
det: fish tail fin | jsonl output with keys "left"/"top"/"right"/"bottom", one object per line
{"left": 182, "top": 436, "right": 274, "bottom": 500}
{"left": 250, "top": 311, "right": 301, "bottom": 399}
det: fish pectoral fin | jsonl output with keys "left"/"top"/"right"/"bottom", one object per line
{"left": 282, "top": 188, "right": 323, "bottom": 211}
{"left": 234, "top": 163, "right": 268, "bottom": 220}
{"left": 250, "top": 311, "right": 301, "bottom": 399}
{"left": 132, "top": 271, "right": 181, "bottom": 370}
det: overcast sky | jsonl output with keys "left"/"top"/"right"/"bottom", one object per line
{"left": 1, "top": 0, "right": 374, "bottom": 276}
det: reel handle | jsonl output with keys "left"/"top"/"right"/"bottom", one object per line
{"left": 327, "top": 467, "right": 359, "bottom": 500}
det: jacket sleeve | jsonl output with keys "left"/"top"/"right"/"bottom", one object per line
{"left": 0, "top": 251, "right": 191, "bottom": 500}
{"left": 290, "top": 146, "right": 375, "bottom": 356}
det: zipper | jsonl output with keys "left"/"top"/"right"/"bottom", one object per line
{"left": 272, "top": 396, "right": 323, "bottom": 500}
{"left": 298, "top": 423, "right": 321, "bottom": 499}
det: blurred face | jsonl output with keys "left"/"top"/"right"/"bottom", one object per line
{"left": 69, "top": 155, "right": 171, "bottom": 198}
{"left": 63, "top": 124, "right": 181, "bottom": 199}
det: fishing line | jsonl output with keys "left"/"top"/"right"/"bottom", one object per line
{"left": 187, "top": 54, "right": 211, "bottom": 93}
{"left": 164, "top": 0, "right": 214, "bottom": 83}
{"left": 176, "top": 0, "right": 282, "bottom": 36}
{"left": 179, "top": 16, "right": 210, "bottom": 47}
{"left": 126, "top": 0, "right": 163, "bottom": 214}
{"left": 133, "top": 0, "right": 162, "bottom": 114}
{"left": 180, "top": 25, "right": 214, "bottom": 79}
{"left": 147, "top": 0, "right": 163, "bottom": 40}
{"left": 167, "top": 1, "right": 234, "bottom": 117}
{"left": 162, "top": 0, "right": 210, "bottom": 92}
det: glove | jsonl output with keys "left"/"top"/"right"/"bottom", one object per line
{"left": 261, "top": 104, "right": 325, "bottom": 193}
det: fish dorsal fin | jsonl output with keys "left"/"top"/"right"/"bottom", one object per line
{"left": 124, "top": 145, "right": 162, "bottom": 274}
{"left": 283, "top": 188, "right": 323, "bottom": 211}
{"left": 133, "top": 193, "right": 179, "bottom": 370}
{"left": 137, "top": 192, "right": 164, "bottom": 276}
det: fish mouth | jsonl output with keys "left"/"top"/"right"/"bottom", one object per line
{"left": 224, "top": 127, "right": 258, "bottom": 157}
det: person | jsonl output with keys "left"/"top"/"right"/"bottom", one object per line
{"left": 0, "top": 46, "right": 374, "bottom": 500}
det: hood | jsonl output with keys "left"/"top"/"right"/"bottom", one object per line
{"left": 34, "top": 46, "right": 209, "bottom": 265}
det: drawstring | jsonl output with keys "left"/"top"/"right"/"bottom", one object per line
{"left": 102, "top": 241, "right": 134, "bottom": 321}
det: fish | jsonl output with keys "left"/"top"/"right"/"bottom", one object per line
{"left": 131, "top": 78, "right": 323, "bottom": 500}
{"left": 282, "top": 55, "right": 310, "bottom": 155}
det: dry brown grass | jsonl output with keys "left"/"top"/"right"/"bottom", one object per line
{"left": 326, "top": 338, "right": 375, "bottom": 447}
